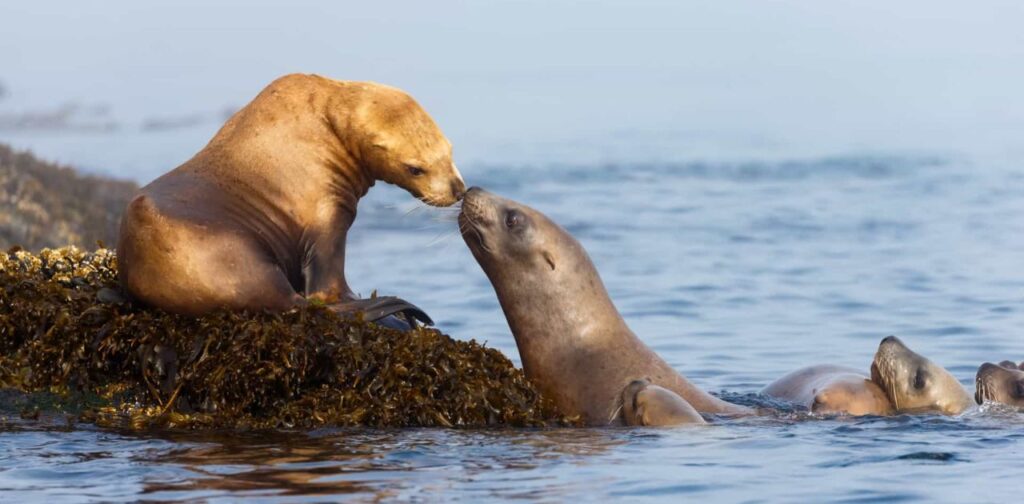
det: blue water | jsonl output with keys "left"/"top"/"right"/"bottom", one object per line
{"left": 1, "top": 136, "right": 1023, "bottom": 501}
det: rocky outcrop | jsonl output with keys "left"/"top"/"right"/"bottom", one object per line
{"left": 0, "top": 144, "right": 137, "bottom": 250}
{"left": 0, "top": 247, "right": 573, "bottom": 429}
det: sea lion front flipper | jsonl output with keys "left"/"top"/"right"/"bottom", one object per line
{"left": 620, "top": 380, "right": 706, "bottom": 426}
{"left": 331, "top": 296, "right": 434, "bottom": 327}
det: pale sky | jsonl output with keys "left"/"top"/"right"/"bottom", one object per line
{"left": 1, "top": 0, "right": 1023, "bottom": 176}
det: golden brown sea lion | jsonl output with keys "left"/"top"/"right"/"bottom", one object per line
{"left": 117, "top": 74, "right": 465, "bottom": 321}
{"left": 761, "top": 364, "right": 894, "bottom": 416}
{"left": 458, "top": 187, "right": 750, "bottom": 426}
{"left": 764, "top": 336, "right": 973, "bottom": 416}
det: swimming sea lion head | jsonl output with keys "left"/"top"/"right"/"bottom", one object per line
{"left": 975, "top": 361, "right": 1024, "bottom": 407}
{"left": 358, "top": 84, "right": 465, "bottom": 206}
{"left": 457, "top": 188, "right": 747, "bottom": 422}
{"left": 458, "top": 187, "right": 612, "bottom": 341}
{"left": 458, "top": 187, "right": 579, "bottom": 285}
{"left": 870, "top": 336, "right": 972, "bottom": 415}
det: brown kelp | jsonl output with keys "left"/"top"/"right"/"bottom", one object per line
{"left": 0, "top": 247, "right": 574, "bottom": 429}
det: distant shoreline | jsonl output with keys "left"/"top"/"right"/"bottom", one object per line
{"left": 0, "top": 143, "right": 137, "bottom": 251}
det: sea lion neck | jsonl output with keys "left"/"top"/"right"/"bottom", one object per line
{"left": 304, "top": 77, "right": 376, "bottom": 217}
{"left": 200, "top": 74, "right": 373, "bottom": 220}
{"left": 495, "top": 246, "right": 632, "bottom": 371}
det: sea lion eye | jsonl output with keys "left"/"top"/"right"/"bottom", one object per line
{"left": 505, "top": 210, "right": 522, "bottom": 229}
{"left": 1015, "top": 381, "right": 1024, "bottom": 398}
{"left": 406, "top": 165, "right": 425, "bottom": 176}
{"left": 914, "top": 369, "right": 926, "bottom": 390}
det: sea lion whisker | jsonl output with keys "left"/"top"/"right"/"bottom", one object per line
{"left": 607, "top": 401, "right": 624, "bottom": 425}
{"left": 457, "top": 219, "right": 473, "bottom": 235}
{"left": 432, "top": 212, "right": 461, "bottom": 223}
{"left": 403, "top": 204, "right": 428, "bottom": 217}
{"left": 976, "top": 374, "right": 994, "bottom": 404}
{"left": 461, "top": 213, "right": 493, "bottom": 253}
{"left": 425, "top": 228, "right": 462, "bottom": 247}
{"left": 475, "top": 233, "right": 493, "bottom": 253}
{"left": 420, "top": 194, "right": 446, "bottom": 207}
{"left": 455, "top": 219, "right": 473, "bottom": 240}
{"left": 886, "top": 371, "right": 901, "bottom": 411}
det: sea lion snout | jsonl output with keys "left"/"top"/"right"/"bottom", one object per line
{"left": 878, "top": 335, "right": 905, "bottom": 350}
{"left": 459, "top": 187, "right": 491, "bottom": 226}
{"left": 458, "top": 187, "right": 499, "bottom": 259}
{"left": 976, "top": 362, "right": 1000, "bottom": 404}
{"left": 451, "top": 179, "right": 467, "bottom": 201}
{"left": 411, "top": 166, "right": 466, "bottom": 207}
{"left": 975, "top": 361, "right": 1024, "bottom": 407}
{"left": 460, "top": 187, "right": 515, "bottom": 227}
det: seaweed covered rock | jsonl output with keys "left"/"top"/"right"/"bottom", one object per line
{"left": 0, "top": 247, "right": 573, "bottom": 429}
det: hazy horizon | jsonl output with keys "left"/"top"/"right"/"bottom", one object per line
{"left": 1, "top": 1, "right": 1023, "bottom": 180}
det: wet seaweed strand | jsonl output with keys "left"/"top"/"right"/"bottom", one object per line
{"left": 0, "top": 246, "right": 575, "bottom": 429}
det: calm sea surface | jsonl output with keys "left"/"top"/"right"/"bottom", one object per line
{"left": 1, "top": 132, "right": 1023, "bottom": 502}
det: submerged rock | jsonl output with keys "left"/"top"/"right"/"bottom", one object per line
{"left": 0, "top": 246, "right": 574, "bottom": 430}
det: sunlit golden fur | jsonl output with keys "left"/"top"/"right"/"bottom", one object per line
{"left": 620, "top": 380, "right": 706, "bottom": 426}
{"left": 118, "top": 73, "right": 465, "bottom": 316}
{"left": 762, "top": 365, "right": 893, "bottom": 416}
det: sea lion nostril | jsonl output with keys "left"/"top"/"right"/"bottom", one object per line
{"left": 451, "top": 180, "right": 466, "bottom": 200}
{"left": 881, "top": 335, "right": 897, "bottom": 345}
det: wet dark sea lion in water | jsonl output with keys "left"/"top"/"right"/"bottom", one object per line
{"left": 117, "top": 74, "right": 465, "bottom": 322}
{"left": 764, "top": 336, "right": 973, "bottom": 416}
{"left": 975, "top": 360, "right": 1024, "bottom": 407}
{"left": 459, "top": 187, "right": 749, "bottom": 426}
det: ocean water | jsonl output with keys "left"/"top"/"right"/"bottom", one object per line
{"left": 1, "top": 138, "right": 1023, "bottom": 501}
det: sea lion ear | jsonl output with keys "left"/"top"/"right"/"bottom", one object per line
{"left": 370, "top": 132, "right": 395, "bottom": 151}
{"left": 542, "top": 250, "right": 556, "bottom": 271}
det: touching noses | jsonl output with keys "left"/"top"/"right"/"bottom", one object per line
{"left": 451, "top": 178, "right": 467, "bottom": 201}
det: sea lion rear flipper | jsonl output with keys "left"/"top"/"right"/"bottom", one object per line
{"left": 334, "top": 296, "right": 434, "bottom": 327}
{"left": 620, "top": 380, "right": 706, "bottom": 427}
